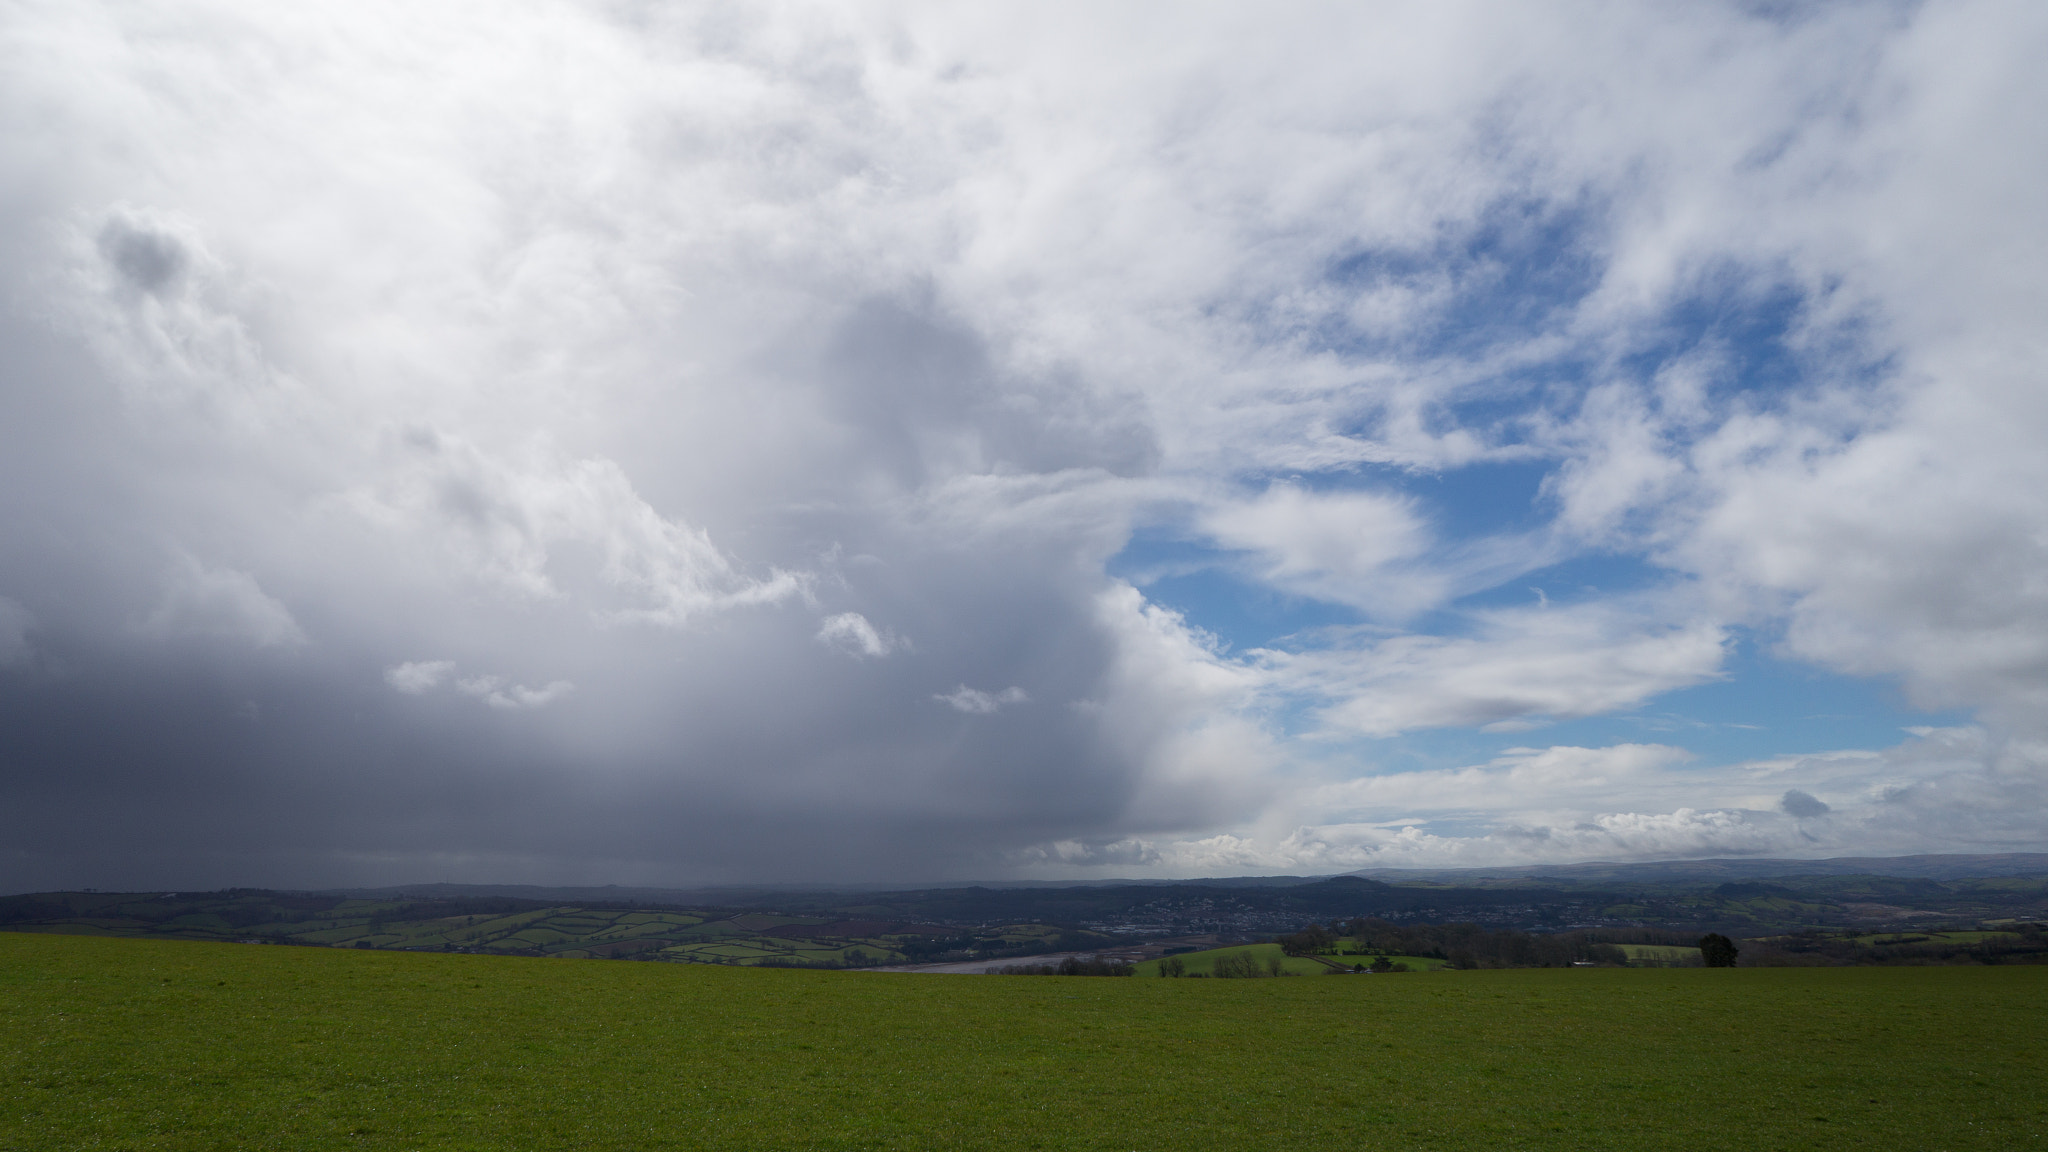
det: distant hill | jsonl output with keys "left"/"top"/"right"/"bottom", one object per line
{"left": 0, "top": 889, "right": 1082, "bottom": 968}
{"left": 1344, "top": 852, "right": 2048, "bottom": 885}
{"left": 335, "top": 854, "right": 2048, "bottom": 906}
{"left": 322, "top": 875, "right": 1325, "bottom": 906}
{"left": 7, "top": 863, "right": 2046, "bottom": 953}
{"left": 312, "top": 868, "right": 2048, "bottom": 936}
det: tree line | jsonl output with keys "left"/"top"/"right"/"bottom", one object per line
{"left": 1278, "top": 919, "right": 1633, "bottom": 969}
{"left": 1736, "top": 923, "right": 2048, "bottom": 967}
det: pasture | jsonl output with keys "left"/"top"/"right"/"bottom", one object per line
{"left": 1131, "top": 941, "right": 1446, "bottom": 976}
{"left": 1618, "top": 943, "right": 1701, "bottom": 963}
{"left": 1132, "top": 941, "right": 1327, "bottom": 976}
{"left": 2, "top": 932, "right": 2041, "bottom": 1151}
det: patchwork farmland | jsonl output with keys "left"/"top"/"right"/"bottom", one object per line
{"left": 0, "top": 889, "right": 1088, "bottom": 968}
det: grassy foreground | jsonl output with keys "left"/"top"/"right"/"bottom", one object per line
{"left": 2, "top": 933, "right": 2041, "bottom": 1151}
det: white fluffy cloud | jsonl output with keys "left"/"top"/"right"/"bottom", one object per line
{"left": 816, "top": 612, "right": 902, "bottom": 659}
{"left": 0, "top": 1, "right": 2043, "bottom": 886}
{"left": 1117, "top": 727, "right": 2048, "bottom": 875}
{"left": 1199, "top": 485, "right": 1441, "bottom": 618}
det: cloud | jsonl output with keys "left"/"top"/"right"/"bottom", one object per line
{"left": 384, "top": 660, "right": 454, "bottom": 695}
{"left": 0, "top": 597, "right": 32, "bottom": 668}
{"left": 816, "top": 612, "right": 901, "bottom": 659}
{"left": 96, "top": 215, "right": 188, "bottom": 296}
{"left": 350, "top": 433, "right": 806, "bottom": 626}
{"left": 1106, "top": 727, "right": 2048, "bottom": 876}
{"left": 1198, "top": 485, "right": 1439, "bottom": 617}
{"left": 456, "top": 675, "right": 575, "bottom": 712}
{"left": 1008, "top": 837, "right": 1161, "bottom": 868}
{"left": 936, "top": 685, "right": 1028, "bottom": 714}
{"left": 141, "top": 558, "right": 304, "bottom": 649}
{"left": 387, "top": 661, "right": 570, "bottom": 710}
{"left": 0, "top": 2, "right": 2042, "bottom": 887}
{"left": 1306, "top": 743, "right": 1699, "bottom": 819}
{"left": 1779, "top": 789, "right": 1831, "bottom": 820}
{"left": 1260, "top": 600, "right": 1728, "bottom": 737}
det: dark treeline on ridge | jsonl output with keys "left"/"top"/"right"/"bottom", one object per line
{"left": 1739, "top": 923, "right": 2048, "bottom": 967}
{"left": 1281, "top": 919, "right": 1634, "bottom": 969}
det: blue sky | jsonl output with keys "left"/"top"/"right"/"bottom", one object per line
{"left": 1107, "top": 252, "right": 1906, "bottom": 767}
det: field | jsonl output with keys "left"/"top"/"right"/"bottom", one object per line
{"left": 1326, "top": 948, "right": 1451, "bottom": 971}
{"left": 1619, "top": 943, "right": 1701, "bottom": 964}
{"left": 0, "top": 891, "right": 1094, "bottom": 969}
{"left": 1132, "top": 941, "right": 1328, "bottom": 976}
{"left": 1132, "top": 942, "right": 1447, "bottom": 976}
{"left": 4, "top": 933, "right": 2043, "bottom": 1151}
{"left": 1846, "top": 930, "right": 2019, "bottom": 946}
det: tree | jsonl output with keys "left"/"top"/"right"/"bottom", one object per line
{"left": 1158, "top": 955, "right": 1186, "bottom": 977}
{"left": 1213, "top": 952, "right": 1266, "bottom": 978}
{"left": 1698, "top": 933, "right": 1740, "bottom": 967}
{"left": 1279, "top": 924, "right": 1335, "bottom": 957}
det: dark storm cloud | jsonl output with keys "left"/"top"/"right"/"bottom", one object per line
{"left": 97, "top": 219, "right": 188, "bottom": 296}
{"left": 1779, "top": 790, "right": 1831, "bottom": 820}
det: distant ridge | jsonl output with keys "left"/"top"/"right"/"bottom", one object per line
{"left": 320, "top": 875, "right": 1326, "bottom": 907}
{"left": 12, "top": 859, "right": 2045, "bottom": 940}
{"left": 320, "top": 855, "right": 2048, "bottom": 906}
{"left": 1344, "top": 852, "right": 2048, "bottom": 885}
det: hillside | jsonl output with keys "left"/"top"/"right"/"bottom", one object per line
{"left": 0, "top": 890, "right": 1098, "bottom": 968}
{"left": 328, "top": 870, "right": 2048, "bottom": 934}
{"left": 3, "top": 932, "right": 2041, "bottom": 1150}
{"left": 7, "top": 866, "right": 2047, "bottom": 963}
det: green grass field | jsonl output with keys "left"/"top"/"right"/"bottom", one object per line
{"left": 3, "top": 932, "right": 2042, "bottom": 1151}
{"left": 1131, "top": 941, "right": 1327, "bottom": 976}
{"left": 1619, "top": 943, "right": 1701, "bottom": 963}
{"left": 1847, "top": 930, "right": 2019, "bottom": 946}
{"left": 1133, "top": 942, "right": 1447, "bottom": 976}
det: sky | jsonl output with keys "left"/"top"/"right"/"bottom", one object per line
{"left": 1, "top": 0, "right": 2045, "bottom": 891}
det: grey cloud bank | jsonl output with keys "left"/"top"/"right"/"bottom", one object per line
{"left": 1, "top": 1, "right": 2045, "bottom": 890}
